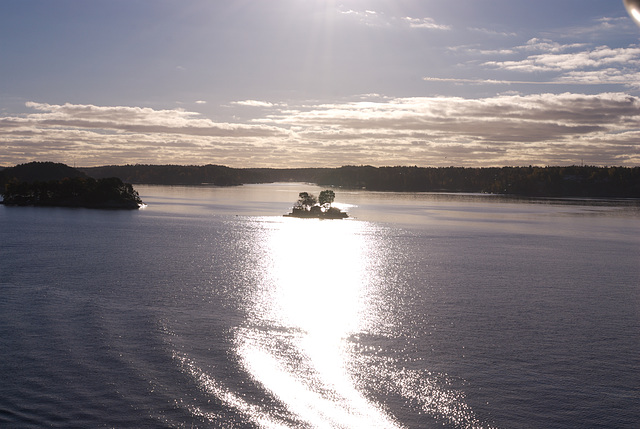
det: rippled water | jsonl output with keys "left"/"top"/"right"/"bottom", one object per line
{"left": 1, "top": 183, "right": 639, "bottom": 428}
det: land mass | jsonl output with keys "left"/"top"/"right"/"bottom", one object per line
{"left": 78, "top": 164, "right": 640, "bottom": 198}
{"left": 0, "top": 162, "right": 143, "bottom": 209}
{"left": 1, "top": 162, "right": 639, "bottom": 199}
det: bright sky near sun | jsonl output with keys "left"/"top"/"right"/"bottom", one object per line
{"left": 1, "top": 0, "right": 640, "bottom": 167}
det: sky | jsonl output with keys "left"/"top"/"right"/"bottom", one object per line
{"left": 2, "top": 0, "right": 640, "bottom": 168}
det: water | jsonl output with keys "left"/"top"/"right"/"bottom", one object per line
{"left": 1, "top": 183, "right": 639, "bottom": 428}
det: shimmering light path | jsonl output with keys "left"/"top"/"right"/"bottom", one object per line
{"left": 237, "top": 218, "right": 399, "bottom": 428}
{"left": 223, "top": 217, "right": 486, "bottom": 428}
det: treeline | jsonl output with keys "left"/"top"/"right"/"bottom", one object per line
{"left": 315, "top": 165, "right": 640, "bottom": 197}
{"left": 81, "top": 164, "right": 332, "bottom": 186}
{"left": 80, "top": 164, "right": 640, "bottom": 198}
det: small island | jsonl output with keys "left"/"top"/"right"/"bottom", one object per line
{"left": 284, "top": 190, "right": 348, "bottom": 219}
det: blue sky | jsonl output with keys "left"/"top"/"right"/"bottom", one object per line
{"left": 2, "top": 0, "right": 640, "bottom": 167}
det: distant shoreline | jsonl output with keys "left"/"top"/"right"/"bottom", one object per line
{"left": 2, "top": 163, "right": 639, "bottom": 199}
{"left": 78, "top": 164, "right": 640, "bottom": 199}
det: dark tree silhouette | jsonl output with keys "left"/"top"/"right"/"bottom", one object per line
{"left": 296, "top": 192, "right": 317, "bottom": 210}
{"left": 318, "top": 190, "right": 335, "bottom": 208}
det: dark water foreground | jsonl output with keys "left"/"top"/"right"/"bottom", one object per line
{"left": 1, "top": 184, "right": 639, "bottom": 428}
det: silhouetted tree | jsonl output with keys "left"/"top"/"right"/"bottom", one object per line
{"left": 296, "top": 192, "right": 317, "bottom": 210}
{"left": 318, "top": 190, "right": 335, "bottom": 208}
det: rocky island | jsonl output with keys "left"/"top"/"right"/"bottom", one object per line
{"left": 0, "top": 162, "right": 143, "bottom": 209}
{"left": 284, "top": 190, "right": 348, "bottom": 219}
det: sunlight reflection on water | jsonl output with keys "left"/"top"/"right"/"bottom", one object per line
{"left": 235, "top": 217, "right": 402, "bottom": 428}
{"left": 153, "top": 210, "right": 496, "bottom": 427}
{"left": 224, "top": 216, "right": 489, "bottom": 428}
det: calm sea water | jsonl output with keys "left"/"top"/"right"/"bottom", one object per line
{"left": 1, "top": 183, "right": 639, "bottom": 428}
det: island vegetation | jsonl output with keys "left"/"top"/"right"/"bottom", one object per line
{"left": 285, "top": 190, "right": 348, "bottom": 219}
{"left": 76, "top": 164, "right": 640, "bottom": 198}
{"left": 0, "top": 162, "right": 143, "bottom": 209}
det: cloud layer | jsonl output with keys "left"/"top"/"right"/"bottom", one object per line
{"left": 437, "top": 37, "right": 640, "bottom": 88}
{"left": 2, "top": 94, "right": 639, "bottom": 168}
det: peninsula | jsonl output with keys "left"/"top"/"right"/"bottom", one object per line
{"left": 0, "top": 162, "right": 143, "bottom": 209}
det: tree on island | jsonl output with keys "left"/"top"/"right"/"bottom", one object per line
{"left": 318, "top": 189, "right": 335, "bottom": 209}
{"left": 295, "top": 192, "right": 317, "bottom": 210}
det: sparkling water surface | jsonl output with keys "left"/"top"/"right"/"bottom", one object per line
{"left": 1, "top": 183, "right": 639, "bottom": 428}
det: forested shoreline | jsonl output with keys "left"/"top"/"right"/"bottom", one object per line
{"left": 2, "top": 162, "right": 639, "bottom": 199}
{"left": 80, "top": 164, "right": 640, "bottom": 198}
{"left": 0, "top": 162, "right": 142, "bottom": 209}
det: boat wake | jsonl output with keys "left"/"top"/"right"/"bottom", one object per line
{"left": 169, "top": 325, "right": 493, "bottom": 429}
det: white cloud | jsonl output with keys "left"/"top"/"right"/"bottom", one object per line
{"left": 15, "top": 102, "right": 282, "bottom": 136}
{"left": 484, "top": 45, "right": 640, "bottom": 72}
{"left": 338, "top": 8, "right": 388, "bottom": 27}
{"left": 403, "top": 16, "right": 451, "bottom": 30}
{"left": 232, "top": 100, "right": 274, "bottom": 108}
{"left": 441, "top": 40, "right": 640, "bottom": 90}
{"left": 449, "top": 38, "right": 585, "bottom": 57}
{"left": 520, "top": 38, "right": 587, "bottom": 53}
{"left": 468, "top": 28, "right": 517, "bottom": 37}
{"left": 338, "top": 8, "right": 451, "bottom": 30}
{"left": 423, "top": 76, "right": 638, "bottom": 87}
